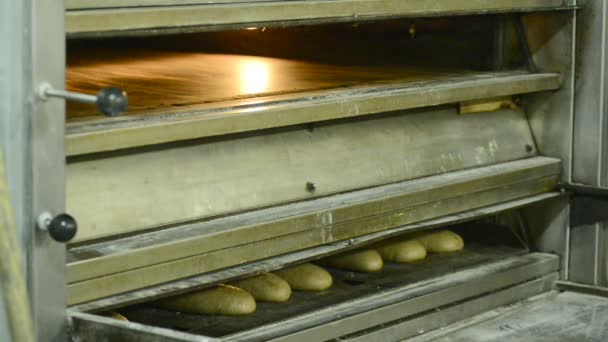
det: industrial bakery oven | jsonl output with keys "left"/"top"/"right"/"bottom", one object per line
{"left": 2, "top": 0, "right": 608, "bottom": 341}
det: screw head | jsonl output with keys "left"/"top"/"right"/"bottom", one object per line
{"left": 306, "top": 182, "right": 316, "bottom": 193}
{"left": 525, "top": 144, "right": 534, "bottom": 153}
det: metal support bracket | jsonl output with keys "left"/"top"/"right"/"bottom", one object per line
{"left": 555, "top": 280, "right": 608, "bottom": 298}
{"left": 512, "top": 14, "right": 538, "bottom": 73}
{"left": 557, "top": 182, "right": 608, "bottom": 226}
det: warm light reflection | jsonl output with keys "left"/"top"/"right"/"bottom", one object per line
{"left": 240, "top": 60, "right": 270, "bottom": 94}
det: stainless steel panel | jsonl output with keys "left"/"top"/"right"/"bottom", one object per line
{"left": 65, "top": 0, "right": 571, "bottom": 36}
{"left": 522, "top": 195, "right": 570, "bottom": 278}
{"left": 407, "top": 293, "right": 554, "bottom": 342}
{"left": 68, "top": 157, "right": 558, "bottom": 282}
{"left": 526, "top": 11, "right": 577, "bottom": 182}
{"left": 65, "top": 71, "right": 561, "bottom": 156}
{"left": 569, "top": 224, "right": 597, "bottom": 284}
{"left": 342, "top": 273, "right": 558, "bottom": 342}
{"left": 572, "top": 1, "right": 607, "bottom": 187}
{"left": 420, "top": 291, "right": 608, "bottom": 342}
{"left": 523, "top": 10, "right": 577, "bottom": 284}
{"left": 31, "top": 0, "right": 67, "bottom": 340}
{"left": 1, "top": 0, "right": 66, "bottom": 340}
{"left": 70, "top": 192, "right": 561, "bottom": 313}
{"left": 67, "top": 176, "right": 557, "bottom": 305}
{"left": 67, "top": 108, "right": 538, "bottom": 242}
{"left": 66, "top": 157, "right": 559, "bottom": 304}
{"left": 569, "top": 1, "right": 608, "bottom": 288}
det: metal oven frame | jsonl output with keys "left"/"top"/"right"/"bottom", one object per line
{"left": 3, "top": 0, "right": 608, "bottom": 341}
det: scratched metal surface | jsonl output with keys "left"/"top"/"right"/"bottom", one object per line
{"left": 427, "top": 291, "right": 608, "bottom": 342}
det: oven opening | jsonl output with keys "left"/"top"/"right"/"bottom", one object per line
{"left": 66, "top": 15, "right": 524, "bottom": 123}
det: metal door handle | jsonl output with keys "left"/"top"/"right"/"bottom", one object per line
{"left": 37, "top": 212, "right": 78, "bottom": 243}
{"left": 38, "top": 83, "right": 128, "bottom": 117}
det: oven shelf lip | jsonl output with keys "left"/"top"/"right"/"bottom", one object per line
{"left": 65, "top": 70, "right": 561, "bottom": 157}
{"left": 69, "top": 194, "right": 561, "bottom": 313}
{"left": 66, "top": 156, "right": 560, "bottom": 282}
{"left": 65, "top": 0, "right": 579, "bottom": 37}
{"left": 68, "top": 151, "right": 560, "bottom": 306}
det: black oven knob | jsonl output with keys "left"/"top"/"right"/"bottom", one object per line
{"left": 38, "top": 212, "right": 78, "bottom": 243}
{"left": 97, "top": 87, "right": 128, "bottom": 117}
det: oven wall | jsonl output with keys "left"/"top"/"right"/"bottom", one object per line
{"left": 522, "top": 11, "right": 577, "bottom": 279}
{"left": 0, "top": 0, "right": 67, "bottom": 341}
{"left": 569, "top": 0, "right": 608, "bottom": 287}
{"left": 525, "top": 1, "right": 608, "bottom": 289}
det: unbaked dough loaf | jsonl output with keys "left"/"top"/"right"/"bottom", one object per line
{"left": 103, "top": 311, "right": 128, "bottom": 322}
{"left": 154, "top": 284, "right": 256, "bottom": 315}
{"left": 320, "top": 249, "right": 383, "bottom": 272}
{"left": 274, "top": 263, "right": 333, "bottom": 291}
{"left": 231, "top": 273, "right": 291, "bottom": 302}
{"left": 416, "top": 230, "right": 464, "bottom": 253}
{"left": 376, "top": 239, "right": 427, "bottom": 263}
